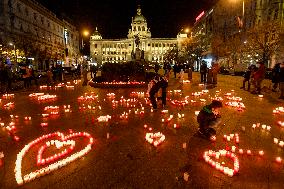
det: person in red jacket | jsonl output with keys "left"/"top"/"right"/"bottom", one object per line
{"left": 252, "top": 62, "right": 266, "bottom": 94}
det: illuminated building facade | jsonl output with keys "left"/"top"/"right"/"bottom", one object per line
{"left": 192, "top": 0, "right": 284, "bottom": 68}
{"left": 0, "top": 0, "right": 80, "bottom": 69}
{"left": 90, "top": 5, "right": 187, "bottom": 65}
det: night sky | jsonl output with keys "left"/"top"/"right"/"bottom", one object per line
{"left": 34, "top": 0, "right": 217, "bottom": 39}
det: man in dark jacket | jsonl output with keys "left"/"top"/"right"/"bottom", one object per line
{"left": 197, "top": 100, "right": 223, "bottom": 140}
{"left": 271, "top": 63, "right": 281, "bottom": 92}
{"left": 149, "top": 76, "right": 168, "bottom": 109}
{"left": 200, "top": 61, "right": 207, "bottom": 83}
{"left": 240, "top": 66, "right": 252, "bottom": 90}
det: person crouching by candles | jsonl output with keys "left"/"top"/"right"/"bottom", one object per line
{"left": 149, "top": 75, "right": 168, "bottom": 110}
{"left": 197, "top": 100, "right": 223, "bottom": 140}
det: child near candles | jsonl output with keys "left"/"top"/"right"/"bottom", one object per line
{"left": 197, "top": 100, "right": 223, "bottom": 140}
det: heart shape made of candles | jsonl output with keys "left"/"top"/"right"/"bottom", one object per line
{"left": 145, "top": 132, "right": 165, "bottom": 147}
{"left": 203, "top": 149, "right": 239, "bottom": 177}
{"left": 37, "top": 140, "right": 76, "bottom": 166}
{"left": 15, "top": 131, "right": 94, "bottom": 185}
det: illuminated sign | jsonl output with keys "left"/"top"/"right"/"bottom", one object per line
{"left": 64, "top": 28, "right": 68, "bottom": 44}
{"left": 195, "top": 11, "right": 205, "bottom": 22}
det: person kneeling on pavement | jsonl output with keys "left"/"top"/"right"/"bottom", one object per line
{"left": 149, "top": 75, "right": 168, "bottom": 110}
{"left": 197, "top": 100, "right": 223, "bottom": 140}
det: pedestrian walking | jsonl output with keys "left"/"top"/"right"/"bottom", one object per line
{"left": 200, "top": 61, "right": 207, "bottom": 83}
{"left": 0, "top": 62, "right": 8, "bottom": 93}
{"left": 251, "top": 62, "right": 266, "bottom": 94}
{"left": 240, "top": 66, "right": 252, "bottom": 91}
{"left": 47, "top": 68, "right": 53, "bottom": 85}
{"left": 173, "top": 64, "right": 178, "bottom": 78}
{"left": 179, "top": 69, "right": 184, "bottom": 83}
{"left": 82, "top": 59, "right": 89, "bottom": 86}
{"left": 279, "top": 62, "right": 284, "bottom": 100}
{"left": 271, "top": 63, "right": 281, "bottom": 92}
{"left": 212, "top": 62, "right": 220, "bottom": 87}
{"left": 23, "top": 65, "right": 31, "bottom": 89}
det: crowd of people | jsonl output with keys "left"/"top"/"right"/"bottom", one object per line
{"left": 199, "top": 61, "right": 220, "bottom": 87}
{"left": 240, "top": 61, "right": 284, "bottom": 99}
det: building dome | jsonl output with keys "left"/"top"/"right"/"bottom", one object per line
{"left": 133, "top": 5, "right": 146, "bottom": 23}
{"left": 91, "top": 27, "right": 102, "bottom": 40}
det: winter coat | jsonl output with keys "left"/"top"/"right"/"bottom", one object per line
{"left": 254, "top": 64, "right": 266, "bottom": 80}
{"left": 271, "top": 63, "right": 281, "bottom": 83}
{"left": 197, "top": 105, "right": 218, "bottom": 130}
{"left": 211, "top": 63, "right": 220, "bottom": 74}
{"left": 280, "top": 64, "right": 284, "bottom": 83}
{"left": 200, "top": 63, "right": 207, "bottom": 73}
{"left": 243, "top": 70, "right": 251, "bottom": 80}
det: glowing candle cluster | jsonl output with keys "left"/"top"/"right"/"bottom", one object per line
{"left": 107, "top": 93, "right": 116, "bottom": 98}
{"left": 223, "top": 133, "right": 240, "bottom": 143}
{"left": 273, "top": 138, "right": 284, "bottom": 148}
{"left": 2, "top": 93, "right": 15, "bottom": 99}
{"left": 37, "top": 140, "right": 75, "bottom": 166}
{"left": 29, "top": 93, "right": 45, "bottom": 98}
{"left": 211, "top": 96, "right": 224, "bottom": 101}
{"left": 277, "top": 121, "right": 284, "bottom": 127}
{"left": 203, "top": 149, "right": 239, "bottom": 177}
{"left": 226, "top": 96, "right": 242, "bottom": 101}
{"left": 130, "top": 91, "right": 145, "bottom": 98}
{"left": 145, "top": 132, "right": 165, "bottom": 147}
{"left": 77, "top": 93, "right": 98, "bottom": 102}
{"left": 171, "top": 100, "right": 189, "bottom": 106}
{"left": 97, "top": 115, "right": 111, "bottom": 122}
{"left": 63, "top": 105, "right": 72, "bottom": 113}
{"left": 119, "top": 112, "right": 129, "bottom": 119}
{"left": 273, "top": 107, "right": 284, "bottom": 114}
{"left": 225, "top": 101, "right": 245, "bottom": 111}
{"left": 182, "top": 80, "right": 191, "bottom": 83}
{"left": 15, "top": 131, "right": 93, "bottom": 185}
{"left": 3, "top": 102, "right": 14, "bottom": 109}
{"left": 39, "top": 85, "right": 52, "bottom": 90}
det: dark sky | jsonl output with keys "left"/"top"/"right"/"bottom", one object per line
{"left": 34, "top": 0, "right": 217, "bottom": 39}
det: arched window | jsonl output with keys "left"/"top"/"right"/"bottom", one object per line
{"left": 138, "top": 26, "right": 141, "bottom": 31}
{"left": 142, "top": 26, "right": 145, "bottom": 31}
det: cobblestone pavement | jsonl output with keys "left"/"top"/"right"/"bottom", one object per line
{"left": 0, "top": 72, "right": 283, "bottom": 189}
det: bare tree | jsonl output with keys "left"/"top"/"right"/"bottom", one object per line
{"left": 246, "top": 21, "right": 280, "bottom": 66}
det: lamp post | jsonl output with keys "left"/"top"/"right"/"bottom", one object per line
{"left": 81, "top": 30, "right": 90, "bottom": 56}
{"left": 9, "top": 42, "right": 17, "bottom": 64}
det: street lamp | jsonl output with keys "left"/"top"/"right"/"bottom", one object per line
{"left": 9, "top": 42, "right": 17, "bottom": 64}
{"left": 81, "top": 30, "right": 90, "bottom": 56}
{"left": 81, "top": 30, "right": 90, "bottom": 48}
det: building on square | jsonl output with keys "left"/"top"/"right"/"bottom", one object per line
{"left": 0, "top": 0, "right": 80, "bottom": 69}
{"left": 192, "top": 0, "right": 284, "bottom": 69}
{"left": 90, "top": 5, "right": 188, "bottom": 65}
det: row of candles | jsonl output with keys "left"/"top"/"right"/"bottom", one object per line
{"left": 252, "top": 123, "right": 271, "bottom": 131}
{"left": 2, "top": 93, "right": 15, "bottom": 99}
{"left": 97, "top": 115, "right": 112, "bottom": 122}
{"left": 98, "top": 81, "right": 146, "bottom": 85}
{"left": 15, "top": 131, "right": 93, "bottom": 185}
{"left": 29, "top": 93, "right": 57, "bottom": 101}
